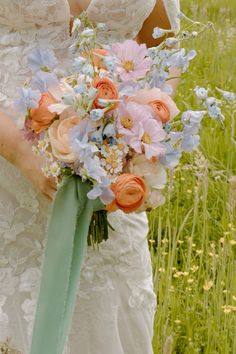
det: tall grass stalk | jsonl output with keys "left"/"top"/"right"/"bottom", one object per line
{"left": 150, "top": 1, "right": 236, "bottom": 352}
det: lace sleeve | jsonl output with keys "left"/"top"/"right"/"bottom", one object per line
{"left": 163, "top": 0, "right": 180, "bottom": 31}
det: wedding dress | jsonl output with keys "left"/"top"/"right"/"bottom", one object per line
{"left": 0, "top": 1, "right": 180, "bottom": 353}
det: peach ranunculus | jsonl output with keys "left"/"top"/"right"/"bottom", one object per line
{"left": 30, "top": 92, "right": 57, "bottom": 133}
{"left": 92, "top": 77, "right": 119, "bottom": 111}
{"left": 48, "top": 116, "right": 80, "bottom": 163}
{"left": 131, "top": 88, "right": 180, "bottom": 124}
{"left": 107, "top": 173, "right": 148, "bottom": 213}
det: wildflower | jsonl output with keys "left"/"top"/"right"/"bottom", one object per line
{"left": 203, "top": 280, "right": 213, "bottom": 291}
{"left": 28, "top": 48, "right": 58, "bottom": 72}
{"left": 112, "top": 40, "right": 152, "bottom": 81}
{"left": 158, "top": 268, "right": 165, "bottom": 273}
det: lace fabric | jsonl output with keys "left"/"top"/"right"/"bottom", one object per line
{"left": 0, "top": 0, "right": 180, "bottom": 353}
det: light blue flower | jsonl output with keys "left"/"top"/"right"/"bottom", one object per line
{"left": 31, "top": 71, "right": 59, "bottom": 93}
{"left": 74, "top": 83, "right": 87, "bottom": 94}
{"left": 167, "top": 49, "right": 197, "bottom": 72}
{"left": 90, "top": 128, "right": 103, "bottom": 144}
{"left": 204, "top": 97, "right": 222, "bottom": 119}
{"left": 81, "top": 28, "right": 94, "bottom": 38}
{"left": 148, "top": 47, "right": 157, "bottom": 60}
{"left": 84, "top": 156, "right": 106, "bottom": 183}
{"left": 165, "top": 38, "right": 179, "bottom": 47}
{"left": 14, "top": 87, "right": 41, "bottom": 114}
{"left": 207, "top": 104, "right": 222, "bottom": 120}
{"left": 87, "top": 176, "right": 114, "bottom": 204}
{"left": 103, "top": 56, "right": 116, "bottom": 73}
{"left": 194, "top": 87, "right": 208, "bottom": 100}
{"left": 119, "top": 80, "right": 140, "bottom": 97}
{"left": 149, "top": 69, "right": 170, "bottom": 90}
{"left": 216, "top": 87, "right": 235, "bottom": 102}
{"left": 87, "top": 87, "right": 98, "bottom": 100}
{"left": 73, "top": 57, "right": 86, "bottom": 72}
{"left": 102, "top": 123, "right": 116, "bottom": 139}
{"left": 160, "top": 142, "right": 182, "bottom": 168}
{"left": 70, "top": 119, "right": 97, "bottom": 160}
{"left": 182, "top": 110, "right": 206, "bottom": 127}
{"left": 90, "top": 109, "right": 105, "bottom": 121}
{"left": 82, "top": 63, "right": 94, "bottom": 76}
{"left": 28, "top": 48, "right": 58, "bottom": 72}
{"left": 181, "top": 134, "right": 200, "bottom": 152}
{"left": 152, "top": 27, "right": 165, "bottom": 39}
{"left": 182, "top": 111, "right": 206, "bottom": 135}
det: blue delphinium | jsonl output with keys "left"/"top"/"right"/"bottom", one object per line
{"left": 167, "top": 48, "right": 197, "bottom": 72}
{"left": 14, "top": 87, "right": 41, "bottom": 114}
{"left": 28, "top": 48, "right": 58, "bottom": 72}
{"left": 160, "top": 142, "right": 182, "bottom": 169}
{"left": 31, "top": 71, "right": 59, "bottom": 93}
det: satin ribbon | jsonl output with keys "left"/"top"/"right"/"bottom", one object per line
{"left": 30, "top": 176, "right": 104, "bottom": 354}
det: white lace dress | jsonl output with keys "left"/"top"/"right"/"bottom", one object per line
{"left": 0, "top": 1, "right": 180, "bottom": 353}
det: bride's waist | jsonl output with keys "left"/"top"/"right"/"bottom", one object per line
{"left": 0, "top": 24, "right": 70, "bottom": 46}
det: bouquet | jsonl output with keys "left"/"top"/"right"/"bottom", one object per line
{"left": 15, "top": 13, "right": 235, "bottom": 354}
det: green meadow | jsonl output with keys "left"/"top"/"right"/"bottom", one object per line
{"left": 150, "top": 1, "right": 236, "bottom": 353}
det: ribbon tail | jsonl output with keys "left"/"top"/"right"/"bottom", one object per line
{"left": 30, "top": 177, "right": 85, "bottom": 354}
{"left": 58, "top": 180, "right": 104, "bottom": 349}
{"left": 58, "top": 201, "right": 94, "bottom": 350}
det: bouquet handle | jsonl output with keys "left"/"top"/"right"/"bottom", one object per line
{"left": 30, "top": 176, "right": 104, "bottom": 354}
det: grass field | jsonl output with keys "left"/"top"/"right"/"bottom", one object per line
{"left": 150, "top": 1, "right": 236, "bottom": 353}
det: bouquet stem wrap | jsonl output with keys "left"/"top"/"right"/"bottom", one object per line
{"left": 30, "top": 176, "right": 104, "bottom": 354}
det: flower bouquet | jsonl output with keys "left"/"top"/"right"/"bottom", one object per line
{"left": 15, "top": 13, "right": 235, "bottom": 354}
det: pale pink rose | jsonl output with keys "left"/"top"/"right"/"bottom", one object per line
{"left": 131, "top": 88, "right": 179, "bottom": 123}
{"left": 48, "top": 116, "right": 80, "bottom": 163}
{"left": 129, "top": 154, "right": 167, "bottom": 189}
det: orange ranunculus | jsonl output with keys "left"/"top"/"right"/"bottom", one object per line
{"left": 107, "top": 173, "right": 148, "bottom": 213}
{"left": 149, "top": 100, "right": 170, "bottom": 123}
{"left": 131, "top": 88, "right": 179, "bottom": 124}
{"left": 30, "top": 92, "right": 57, "bottom": 133}
{"left": 92, "top": 77, "right": 119, "bottom": 111}
{"left": 48, "top": 116, "right": 80, "bottom": 163}
{"left": 92, "top": 49, "right": 108, "bottom": 69}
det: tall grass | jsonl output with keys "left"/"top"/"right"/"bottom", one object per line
{"left": 150, "top": 1, "right": 236, "bottom": 353}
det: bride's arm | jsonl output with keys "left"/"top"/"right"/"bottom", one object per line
{"left": 137, "top": 0, "right": 180, "bottom": 94}
{"left": 0, "top": 111, "right": 57, "bottom": 200}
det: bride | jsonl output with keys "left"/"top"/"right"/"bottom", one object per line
{"left": 0, "top": 0, "right": 180, "bottom": 353}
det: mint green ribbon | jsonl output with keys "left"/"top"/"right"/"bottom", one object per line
{"left": 30, "top": 176, "right": 104, "bottom": 354}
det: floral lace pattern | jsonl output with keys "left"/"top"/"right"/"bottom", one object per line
{"left": 0, "top": 0, "right": 180, "bottom": 353}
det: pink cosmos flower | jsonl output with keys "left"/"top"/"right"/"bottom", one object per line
{"left": 117, "top": 101, "right": 152, "bottom": 136}
{"left": 112, "top": 40, "right": 152, "bottom": 81}
{"left": 129, "top": 119, "right": 166, "bottom": 160}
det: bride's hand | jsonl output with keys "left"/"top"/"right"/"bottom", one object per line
{"left": 16, "top": 141, "right": 57, "bottom": 201}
